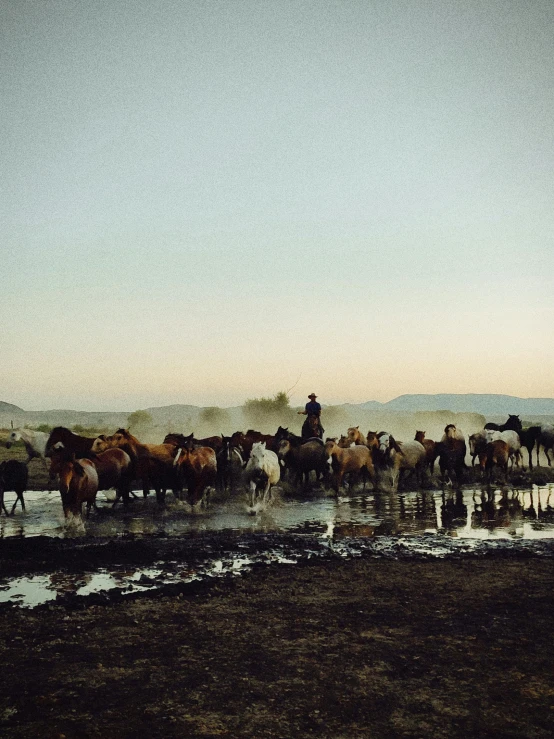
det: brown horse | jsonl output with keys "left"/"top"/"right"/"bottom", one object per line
{"left": 478, "top": 440, "right": 510, "bottom": 484}
{"left": 92, "top": 429, "right": 178, "bottom": 503}
{"left": 90, "top": 449, "right": 133, "bottom": 507}
{"left": 57, "top": 457, "right": 99, "bottom": 518}
{"left": 51, "top": 446, "right": 133, "bottom": 507}
{"left": 173, "top": 445, "right": 217, "bottom": 506}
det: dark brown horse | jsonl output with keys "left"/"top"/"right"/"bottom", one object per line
{"left": 301, "top": 414, "right": 323, "bottom": 440}
{"left": 45, "top": 427, "right": 97, "bottom": 458}
{"left": 216, "top": 436, "right": 245, "bottom": 491}
{"left": 519, "top": 426, "right": 542, "bottom": 468}
{"left": 0, "top": 460, "right": 28, "bottom": 516}
{"left": 277, "top": 438, "right": 327, "bottom": 491}
{"left": 163, "top": 433, "right": 223, "bottom": 453}
{"left": 435, "top": 438, "right": 466, "bottom": 486}
{"left": 229, "top": 430, "right": 276, "bottom": 460}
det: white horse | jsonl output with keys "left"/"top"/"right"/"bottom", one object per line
{"left": 243, "top": 442, "right": 280, "bottom": 512}
{"left": 484, "top": 429, "right": 522, "bottom": 468}
{"left": 375, "top": 434, "right": 427, "bottom": 491}
{"left": 6, "top": 428, "right": 50, "bottom": 470}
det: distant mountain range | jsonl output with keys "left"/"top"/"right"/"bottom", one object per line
{"left": 1, "top": 393, "right": 553, "bottom": 429}
{"left": 353, "top": 394, "right": 554, "bottom": 416}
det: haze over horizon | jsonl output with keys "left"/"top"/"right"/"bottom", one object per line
{"left": 2, "top": 1, "right": 553, "bottom": 412}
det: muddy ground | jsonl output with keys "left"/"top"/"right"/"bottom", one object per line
{"left": 1, "top": 538, "right": 553, "bottom": 739}
{"left": 2, "top": 442, "right": 554, "bottom": 737}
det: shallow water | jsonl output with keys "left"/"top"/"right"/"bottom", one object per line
{"left": 1, "top": 484, "right": 553, "bottom": 541}
{"left": 1, "top": 484, "right": 553, "bottom": 607}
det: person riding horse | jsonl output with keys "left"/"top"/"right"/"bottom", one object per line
{"left": 298, "top": 393, "right": 325, "bottom": 440}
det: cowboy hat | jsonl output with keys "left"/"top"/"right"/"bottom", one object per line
{"left": 308, "top": 393, "right": 317, "bottom": 399}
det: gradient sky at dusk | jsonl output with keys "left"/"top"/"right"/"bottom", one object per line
{"left": 1, "top": 1, "right": 553, "bottom": 411}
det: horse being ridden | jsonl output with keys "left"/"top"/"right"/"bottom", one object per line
{"left": 302, "top": 414, "right": 323, "bottom": 440}
{"left": 298, "top": 393, "right": 324, "bottom": 440}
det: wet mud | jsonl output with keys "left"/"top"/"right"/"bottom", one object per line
{"left": 1, "top": 554, "right": 553, "bottom": 738}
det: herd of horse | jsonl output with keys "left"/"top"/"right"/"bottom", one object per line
{"left": 1, "top": 414, "right": 554, "bottom": 520}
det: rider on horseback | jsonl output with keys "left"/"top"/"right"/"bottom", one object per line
{"left": 298, "top": 393, "right": 325, "bottom": 439}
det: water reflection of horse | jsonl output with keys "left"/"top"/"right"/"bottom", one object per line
{"left": 302, "top": 414, "right": 322, "bottom": 440}
{"left": 440, "top": 490, "right": 467, "bottom": 531}
{"left": 472, "top": 488, "right": 523, "bottom": 532}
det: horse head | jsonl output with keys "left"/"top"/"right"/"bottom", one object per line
{"left": 505, "top": 415, "right": 522, "bottom": 432}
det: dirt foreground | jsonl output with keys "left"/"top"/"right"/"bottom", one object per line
{"left": 1, "top": 552, "right": 553, "bottom": 739}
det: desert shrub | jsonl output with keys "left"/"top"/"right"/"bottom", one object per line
{"left": 127, "top": 410, "right": 154, "bottom": 435}
{"left": 199, "top": 407, "right": 230, "bottom": 427}
{"left": 243, "top": 391, "right": 297, "bottom": 432}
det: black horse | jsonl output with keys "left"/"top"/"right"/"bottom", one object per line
{"left": 484, "top": 415, "right": 523, "bottom": 432}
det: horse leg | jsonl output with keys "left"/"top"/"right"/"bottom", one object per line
{"left": 249, "top": 480, "right": 257, "bottom": 508}
{"left": 9, "top": 490, "right": 23, "bottom": 514}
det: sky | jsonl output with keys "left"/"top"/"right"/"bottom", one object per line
{"left": 1, "top": 0, "right": 553, "bottom": 411}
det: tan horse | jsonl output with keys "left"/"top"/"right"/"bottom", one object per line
{"left": 414, "top": 431, "right": 436, "bottom": 473}
{"left": 324, "top": 439, "right": 375, "bottom": 494}
{"left": 366, "top": 431, "right": 381, "bottom": 452}
{"left": 346, "top": 426, "right": 367, "bottom": 446}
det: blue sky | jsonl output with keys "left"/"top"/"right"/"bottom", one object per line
{"left": 1, "top": 1, "right": 553, "bottom": 410}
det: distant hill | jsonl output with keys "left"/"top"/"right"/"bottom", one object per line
{"left": 0, "top": 401, "right": 25, "bottom": 415}
{"left": 356, "top": 394, "right": 554, "bottom": 417}
{"left": 1, "top": 393, "right": 553, "bottom": 435}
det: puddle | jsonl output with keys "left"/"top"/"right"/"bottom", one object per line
{"left": 1, "top": 484, "right": 553, "bottom": 608}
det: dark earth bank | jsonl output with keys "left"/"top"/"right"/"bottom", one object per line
{"left": 1, "top": 545, "right": 553, "bottom": 738}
